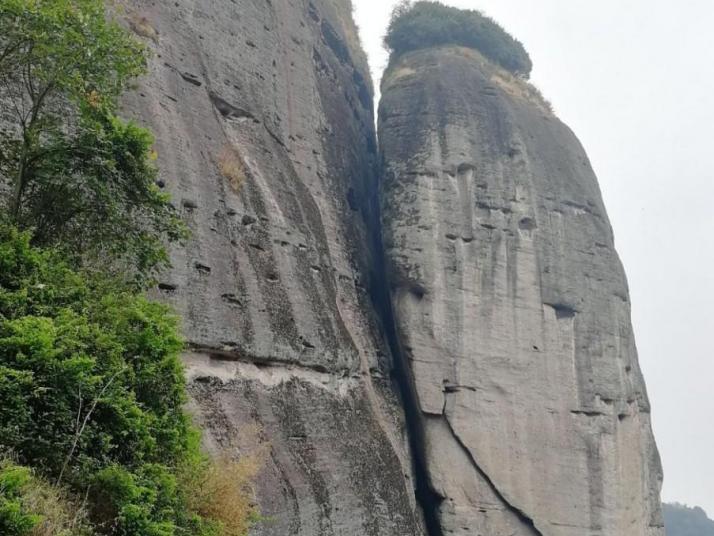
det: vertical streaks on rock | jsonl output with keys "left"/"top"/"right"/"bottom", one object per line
{"left": 120, "top": 0, "right": 424, "bottom": 534}
{"left": 379, "top": 46, "right": 664, "bottom": 535}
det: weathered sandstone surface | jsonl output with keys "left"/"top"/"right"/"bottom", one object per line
{"left": 116, "top": 1, "right": 663, "bottom": 534}
{"left": 378, "top": 46, "right": 663, "bottom": 535}
{"left": 121, "top": 1, "right": 423, "bottom": 534}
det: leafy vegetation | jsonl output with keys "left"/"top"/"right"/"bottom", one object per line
{"left": 0, "top": 1, "right": 257, "bottom": 535}
{"left": 0, "top": 226, "right": 258, "bottom": 535}
{"left": 0, "top": 459, "right": 92, "bottom": 536}
{"left": 664, "top": 503, "right": 714, "bottom": 536}
{"left": 0, "top": 0, "right": 185, "bottom": 282}
{"left": 384, "top": 1, "right": 532, "bottom": 77}
{"left": 0, "top": 226, "right": 186, "bottom": 475}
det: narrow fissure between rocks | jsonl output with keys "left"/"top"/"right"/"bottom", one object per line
{"left": 365, "top": 167, "right": 445, "bottom": 536}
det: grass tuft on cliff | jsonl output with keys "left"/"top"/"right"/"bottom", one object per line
{"left": 384, "top": 0, "right": 532, "bottom": 77}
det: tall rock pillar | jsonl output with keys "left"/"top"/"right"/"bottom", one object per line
{"left": 379, "top": 46, "right": 663, "bottom": 536}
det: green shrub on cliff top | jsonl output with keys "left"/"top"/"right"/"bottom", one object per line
{"left": 384, "top": 1, "right": 532, "bottom": 77}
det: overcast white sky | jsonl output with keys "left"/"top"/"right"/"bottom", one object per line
{"left": 353, "top": 0, "right": 714, "bottom": 516}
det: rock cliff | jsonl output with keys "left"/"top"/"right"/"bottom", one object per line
{"left": 121, "top": 1, "right": 423, "bottom": 534}
{"left": 117, "top": 2, "right": 663, "bottom": 535}
{"left": 379, "top": 46, "right": 663, "bottom": 535}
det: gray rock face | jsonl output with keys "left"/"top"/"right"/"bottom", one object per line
{"left": 119, "top": 1, "right": 423, "bottom": 534}
{"left": 378, "top": 47, "right": 664, "bottom": 535}
{"left": 118, "top": 1, "right": 664, "bottom": 532}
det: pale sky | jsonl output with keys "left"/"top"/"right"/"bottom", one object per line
{"left": 353, "top": 0, "right": 714, "bottom": 516}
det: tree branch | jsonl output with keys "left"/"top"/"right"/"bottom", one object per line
{"left": 56, "top": 366, "right": 127, "bottom": 486}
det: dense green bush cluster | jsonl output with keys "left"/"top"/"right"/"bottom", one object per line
{"left": 384, "top": 1, "right": 532, "bottom": 77}
{"left": 0, "top": 226, "right": 227, "bottom": 536}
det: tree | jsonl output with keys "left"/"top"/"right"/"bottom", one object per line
{"left": 0, "top": 224, "right": 187, "bottom": 495}
{"left": 0, "top": 3, "right": 258, "bottom": 534}
{"left": 0, "top": 0, "right": 185, "bottom": 281}
{"left": 0, "top": 225, "right": 259, "bottom": 535}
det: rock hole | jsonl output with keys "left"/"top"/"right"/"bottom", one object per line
{"left": 208, "top": 90, "right": 256, "bottom": 121}
{"left": 456, "top": 162, "right": 476, "bottom": 174}
{"left": 180, "top": 72, "right": 202, "bottom": 86}
{"left": 518, "top": 217, "right": 537, "bottom": 230}
{"left": 194, "top": 262, "right": 211, "bottom": 274}
{"left": 546, "top": 303, "right": 577, "bottom": 319}
{"left": 221, "top": 293, "right": 242, "bottom": 306}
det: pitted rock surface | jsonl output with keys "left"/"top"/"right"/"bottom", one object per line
{"left": 113, "top": 1, "right": 664, "bottom": 533}
{"left": 119, "top": 1, "right": 424, "bottom": 534}
{"left": 378, "top": 46, "right": 664, "bottom": 536}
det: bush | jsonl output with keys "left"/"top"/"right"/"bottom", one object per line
{"left": 0, "top": 226, "right": 188, "bottom": 480}
{"left": 384, "top": 1, "right": 532, "bottom": 77}
{"left": 217, "top": 146, "right": 246, "bottom": 193}
{"left": 0, "top": 459, "right": 92, "bottom": 536}
{"left": 179, "top": 454, "right": 260, "bottom": 536}
{"left": 0, "top": 226, "right": 258, "bottom": 535}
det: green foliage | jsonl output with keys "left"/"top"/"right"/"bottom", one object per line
{"left": 384, "top": 1, "right": 532, "bottom": 77}
{"left": 0, "top": 459, "right": 92, "bottom": 536}
{"left": 0, "top": 0, "right": 186, "bottom": 281}
{"left": 663, "top": 503, "right": 714, "bottom": 536}
{"left": 0, "top": 3, "right": 257, "bottom": 534}
{"left": 0, "top": 226, "right": 187, "bottom": 473}
{"left": 0, "top": 225, "right": 184, "bottom": 530}
{"left": 0, "top": 226, "right": 257, "bottom": 535}
{"left": 0, "top": 463, "right": 39, "bottom": 535}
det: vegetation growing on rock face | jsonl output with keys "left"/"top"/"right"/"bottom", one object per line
{"left": 384, "top": 0, "right": 532, "bottom": 77}
{"left": 0, "top": 459, "right": 93, "bottom": 536}
{"left": 0, "top": 0, "right": 186, "bottom": 283}
{"left": 0, "top": 1, "right": 258, "bottom": 535}
{"left": 0, "top": 222, "right": 258, "bottom": 536}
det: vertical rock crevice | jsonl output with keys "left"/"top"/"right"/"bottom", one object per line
{"left": 365, "top": 188, "right": 445, "bottom": 536}
{"left": 122, "top": 1, "right": 427, "bottom": 533}
{"left": 441, "top": 412, "right": 545, "bottom": 536}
